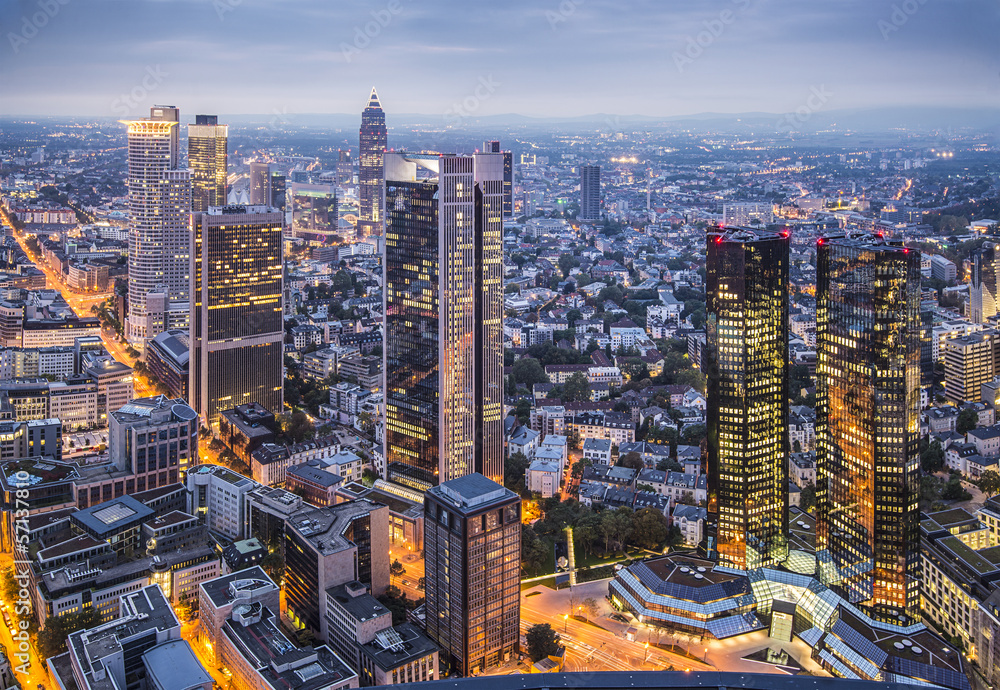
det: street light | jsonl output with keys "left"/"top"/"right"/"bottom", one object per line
{"left": 644, "top": 642, "right": 649, "bottom": 663}
{"left": 563, "top": 614, "right": 568, "bottom": 633}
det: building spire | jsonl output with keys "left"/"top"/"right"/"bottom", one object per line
{"left": 367, "top": 87, "right": 381, "bottom": 110}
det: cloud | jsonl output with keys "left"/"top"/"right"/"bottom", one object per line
{"left": 0, "top": 0, "right": 996, "bottom": 117}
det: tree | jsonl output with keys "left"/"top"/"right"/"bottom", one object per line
{"left": 506, "top": 451, "right": 531, "bottom": 494}
{"left": 581, "top": 597, "right": 599, "bottom": 622}
{"left": 921, "top": 440, "right": 945, "bottom": 473}
{"left": 980, "top": 470, "right": 1000, "bottom": 497}
{"left": 38, "top": 608, "right": 102, "bottom": 659}
{"left": 521, "top": 525, "right": 549, "bottom": 576}
{"left": 512, "top": 358, "right": 549, "bottom": 387}
{"left": 631, "top": 508, "right": 669, "bottom": 549}
{"left": 957, "top": 408, "right": 979, "bottom": 435}
{"left": 942, "top": 474, "right": 973, "bottom": 502}
{"left": 562, "top": 372, "right": 590, "bottom": 402}
{"left": 567, "top": 428, "right": 581, "bottom": 451}
{"left": 617, "top": 451, "right": 644, "bottom": 471}
{"left": 799, "top": 483, "right": 817, "bottom": 512}
{"left": 261, "top": 550, "right": 284, "bottom": 583}
{"left": 515, "top": 399, "right": 532, "bottom": 425}
{"left": 390, "top": 559, "right": 406, "bottom": 583}
{"left": 525, "top": 623, "right": 561, "bottom": 662}
{"left": 558, "top": 253, "right": 580, "bottom": 278}
{"left": 377, "top": 587, "right": 410, "bottom": 625}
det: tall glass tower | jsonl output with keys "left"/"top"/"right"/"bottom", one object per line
{"left": 358, "top": 87, "right": 386, "bottom": 238}
{"left": 189, "top": 205, "right": 285, "bottom": 426}
{"left": 383, "top": 153, "right": 505, "bottom": 491}
{"left": 188, "top": 114, "right": 228, "bottom": 213}
{"left": 971, "top": 241, "right": 999, "bottom": 323}
{"left": 579, "top": 165, "right": 601, "bottom": 221}
{"left": 703, "top": 227, "right": 790, "bottom": 570}
{"left": 815, "top": 233, "right": 921, "bottom": 621}
{"left": 121, "top": 106, "right": 191, "bottom": 347}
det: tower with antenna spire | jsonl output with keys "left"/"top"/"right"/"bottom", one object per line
{"left": 358, "top": 87, "right": 387, "bottom": 238}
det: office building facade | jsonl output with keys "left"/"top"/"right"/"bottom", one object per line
{"left": 483, "top": 141, "right": 513, "bottom": 217}
{"left": 188, "top": 114, "right": 228, "bottom": 213}
{"left": 971, "top": 242, "right": 999, "bottom": 323}
{"left": 190, "top": 205, "right": 284, "bottom": 426}
{"left": 121, "top": 106, "right": 192, "bottom": 346}
{"left": 815, "top": 233, "right": 921, "bottom": 620}
{"left": 424, "top": 474, "right": 520, "bottom": 677}
{"left": 579, "top": 165, "right": 601, "bottom": 221}
{"left": 249, "top": 162, "right": 286, "bottom": 212}
{"left": 358, "top": 88, "right": 386, "bottom": 238}
{"left": 383, "top": 153, "right": 504, "bottom": 490}
{"left": 703, "top": 228, "right": 790, "bottom": 569}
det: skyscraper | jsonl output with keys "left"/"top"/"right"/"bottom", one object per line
{"left": 483, "top": 141, "right": 513, "bottom": 217}
{"left": 703, "top": 227, "right": 789, "bottom": 570}
{"left": 424, "top": 474, "right": 520, "bottom": 677}
{"left": 121, "top": 106, "right": 191, "bottom": 347}
{"left": 383, "top": 152, "right": 504, "bottom": 490}
{"left": 815, "top": 233, "right": 921, "bottom": 621}
{"left": 579, "top": 165, "right": 601, "bottom": 221}
{"left": 971, "top": 242, "right": 999, "bottom": 323}
{"left": 188, "top": 114, "right": 228, "bottom": 213}
{"left": 189, "top": 205, "right": 284, "bottom": 426}
{"left": 337, "top": 149, "right": 353, "bottom": 187}
{"left": 249, "top": 162, "right": 286, "bottom": 212}
{"left": 358, "top": 87, "right": 386, "bottom": 238}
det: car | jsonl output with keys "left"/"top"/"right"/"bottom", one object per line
{"left": 402, "top": 579, "right": 411, "bottom": 586}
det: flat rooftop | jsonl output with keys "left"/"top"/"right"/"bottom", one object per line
{"left": 200, "top": 565, "right": 276, "bottom": 608}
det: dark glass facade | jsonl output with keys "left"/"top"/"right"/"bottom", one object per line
{"left": 284, "top": 526, "right": 320, "bottom": 634}
{"left": 424, "top": 476, "right": 520, "bottom": 677}
{"left": 188, "top": 116, "right": 227, "bottom": 213}
{"left": 703, "top": 228, "right": 789, "bottom": 570}
{"left": 359, "top": 88, "right": 386, "bottom": 238}
{"left": 580, "top": 165, "right": 600, "bottom": 221}
{"left": 383, "top": 154, "right": 504, "bottom": 490}
{"left": 190, "top": 206, "right": 284, "bottom": 426}
{"left": 815, "top": 234, "right": 921, "bottom": 620}
{"left": 971, "top": 241, "right": 998, "bottom": 323}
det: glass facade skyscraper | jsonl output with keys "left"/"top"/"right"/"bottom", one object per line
{"left": 189, "top": 205, "right": 284, "bottom": 426}
{"left": 383, "top": 153, "right": 504, "bottom": 491}
{"left": 971, "top": 241, "right": 999, "bottom": 323}
{"left": 358, "top": 87, "right": 386, "bottom": 238}
{"left": 815, "top": 233, "right": 921, "bottom": 621}
{"left": 121, "top": 106, "right": 191, "bottom": 347}
{"left": 703, "top": 228, "right": 789, "bottom": 570}
{"left": 580, "top": 165, "right": 601, "bottom": 221}
{"left": 188, "top": 114, "right": 228, "bottom": 213}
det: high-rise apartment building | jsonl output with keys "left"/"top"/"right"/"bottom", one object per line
{"left": 703, "top": 228, "right": 789, "bottom": 569}
{"left": 944, "top": 333, "right": 996, "bottom": 404}
{"left": 483, "top": 141, "right": 513, "bottom": 217}
{"left": 382, "top": 153, "right": 504, "bottom": 490}
{"left": 579, "top": 165, "right": 601, "bottom": 221}
{"left": 816, "top": 233, "right": 921, "bottom": 621}
{"left": 121, "top": 106, "right": 192, "bottom": 346}
{"left": 188, "top": 115, "right": 228, "bottom": 213}
{"left": 424, "top": 474, "right": 520, "bottom": 677}
{"left": 358, "top": 88, "right": 386, "bottom": 238}
{"left": 189, "top": 206, "right": 284, "bottom": 426}
{"left": 972, "top": 242, "right": 999, "bottom": 323}
{"left": 249, "top": 162, "right": 286, "bottom": 212}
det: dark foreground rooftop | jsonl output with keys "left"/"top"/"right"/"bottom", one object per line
{"left": 393, "top": 671, "right": 933, "bottom": 690}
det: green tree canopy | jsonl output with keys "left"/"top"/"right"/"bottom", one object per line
{"left": 525, "top": 623, "right": 561, "bottom": 662}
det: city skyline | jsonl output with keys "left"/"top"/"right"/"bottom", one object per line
{"left": 1, "top": 1, "right": 996, "bottom": 119}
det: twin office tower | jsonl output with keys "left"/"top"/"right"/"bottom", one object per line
{"left": 705, "top": 227, "right": 921, "bottom": 621}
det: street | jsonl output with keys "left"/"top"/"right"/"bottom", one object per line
{"left": 389, "top": 545, "right": 425, "bottom": 601}
{"left": 518, "top": 580, "right": 714, "bottom": 674}
{"left": 517, "top": 580, "right": 830, "bottom": 678}
{"left": 0, "top": 555, "right": 54, "bottom": 690}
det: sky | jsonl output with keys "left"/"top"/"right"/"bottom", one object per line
{"left": 0, "top": 0, "right": 997, "bottom": 121}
